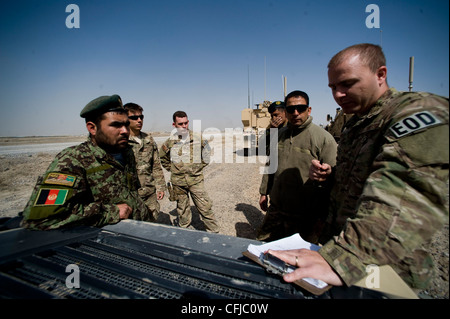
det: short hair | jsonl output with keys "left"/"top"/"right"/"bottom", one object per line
{"left": 124, "top": 103, "right": 143, "bottom": 113}
{"left": 173, "top": 110, "right": 188, "bottom": 123}
{"left": 285, "top": 90, "right": 310, "bottom": 106}
{"left": 328, "top": 43, "right": 386, "bottom": 73}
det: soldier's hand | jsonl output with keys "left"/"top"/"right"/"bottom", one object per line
{"left": 259, "top": 195, "right": 268, "bottom": 211}
{"left": 117, "top": 203, "right": 132, "bottom": 219}
{"left": 157, "top": 191, "right": 164, "bottom": 200}
{"left": 267, "top": 249, "right": 344, "bottom": 287}
{"left": 309, "top": 159, "right": 332, "bottom": 182}
{"left": 270, "top": 116, "right": 283, "bottom": 128}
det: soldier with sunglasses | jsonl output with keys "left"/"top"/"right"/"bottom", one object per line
{"left": 257, "top": 90, "right": 337, "bottom": 243}
{"left": 124, "top": 103, "right": 166, "bottom": 222}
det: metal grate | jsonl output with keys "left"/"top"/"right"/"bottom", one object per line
{"left": 0, "top": 229, "right": 307, "bottom": 299}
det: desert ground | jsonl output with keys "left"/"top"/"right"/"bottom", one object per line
{"left": 0, "top": 135, "right": 448, "bottom": 299}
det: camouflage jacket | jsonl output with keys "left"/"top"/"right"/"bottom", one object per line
{"left": 319, "top": 88, "right": 449, "bottom": 289}
{"left": 159, "top": 130, "right": 211, "bottom": 187}
{"left": 21, "top": 140, "right": 150, "bottom": 230}
{"left": 260, "top": 116, "right": 338, "bottom": 215}
{"left": 129, "top": 132, "right": 166, "bottom": 196}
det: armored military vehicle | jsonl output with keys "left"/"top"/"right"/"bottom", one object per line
{"left": 241, "top": 101, "right": 271, "bottom": 154}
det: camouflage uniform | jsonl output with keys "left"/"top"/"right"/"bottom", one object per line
{"left": 319, "top": 88, "right": 449, "bottom": 290}
{"left": 21, "top": 140, "right": 151, "bottom": 230}
{"left": 258, "top": 117, "right": 338, "bottom": 243}
{"left": 129, "top": 132, "right": 166, "bottom": 221}
{"left": 159, "top": 130, "right": 219, "bottom": 232}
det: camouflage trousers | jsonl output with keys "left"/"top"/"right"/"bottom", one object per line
{"left": 173, "top": 181, "right": 219, "bottom": 233}
{"left": 138, "top": 187, "right": 160, "bottom": 222}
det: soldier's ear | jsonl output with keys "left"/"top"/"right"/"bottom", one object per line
{"left": 376, "top": 66, "right": 387, "bottom": 86}
{"left": 86, "top": 121, "right": 97, "bottom": 136}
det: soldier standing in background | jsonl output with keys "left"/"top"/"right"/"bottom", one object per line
{"left": 21, "top": 95, "right": 151, "bottom": 230}
{"left": 262, "top": 101, "right": 288, "bottom": 156}
{"left": 124, "top": 103, "right": 166, "bottom": 222}
{"left": 268, "top": 100, "right": 288, "bottom": 129}
{"left": 269, "top": 43, "right": 449, "bottom": 292}
{"left": 159, "top": 111, "right": 219, "bottom": 233}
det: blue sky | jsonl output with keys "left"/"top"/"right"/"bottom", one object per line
{"left": 0, "top": 0, "right": 448, "bottom": 136}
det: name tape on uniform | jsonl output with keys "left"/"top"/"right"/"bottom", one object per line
{"left": 389, "top": 111, "right": 441, "bottom": 138}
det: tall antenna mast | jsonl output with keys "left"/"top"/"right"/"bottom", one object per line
{"left": 264, "top": 56, "right": 267, "bottom": 101}
{"left": 247, "top": 65, "right": 250, "bottom": 108}
{"left": 409, "top": 56, "right": 414, "bottom": 92}
{"left": 380, "top": 29, "right": 383, "bottom": 47}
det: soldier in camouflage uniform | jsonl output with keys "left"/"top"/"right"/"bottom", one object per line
{"left": 159, "top": 111, "right": 219, "bottom": 233}
{"left": 124, "top": 103, "right": 166, "bottom": 221}
{"left": 268, "top": 44, "right": 449, "bottom": 292}
{"left": 21, "top": 95, "right": 151, "bottom": 230}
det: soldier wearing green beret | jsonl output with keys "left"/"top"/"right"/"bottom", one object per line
{"left": 21, "top": 94, "right": 152, "bottom": 230}
{"left": 268, "top": 44, "right": 449, "bottom": 294}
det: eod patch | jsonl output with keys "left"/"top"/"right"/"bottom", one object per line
{"left": 389, "top": 111, "right": 441, "bottom": 138}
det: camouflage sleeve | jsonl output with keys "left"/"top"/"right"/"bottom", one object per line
{"left": 159, "top": 139, "right": 172, "bottom": 171}
{"left": 201, "top": 138, "right": 211, "bottom": 168}
{"left": 319, "top": 97, "right": 449, "bottom": 287}
{"left": 150, "top": 139, "right": 166, "bottom": 192}
{"left": 21, "top": 150, "right": 121, "bottom": 230}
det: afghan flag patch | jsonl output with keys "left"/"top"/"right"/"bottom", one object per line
{"left": 35, "top": 188, "right": 69, "bottom": 206}
{"left": 44, "top": 172, "right": 76, "bottom": 187}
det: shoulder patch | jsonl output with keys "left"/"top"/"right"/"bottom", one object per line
{"left": 389, "top": 111, "right": 442, "bottom": 138}
{"left": 34, "top": 188, "right": 69, "bottom": 206}
{"left": 44, "top": 172, "right": 76, "bottom": 187}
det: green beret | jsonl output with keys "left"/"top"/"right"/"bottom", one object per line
{"left": 80, "top": 94, "right": 124, "bottom": 118}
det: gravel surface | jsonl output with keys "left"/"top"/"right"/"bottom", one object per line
{"left": 0, "top": 136, "right": 447, "bottom": 299}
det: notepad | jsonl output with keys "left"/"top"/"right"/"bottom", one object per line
{"left": 243, "top": 233, "right": 330, "bottom": 295}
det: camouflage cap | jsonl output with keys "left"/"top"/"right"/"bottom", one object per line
{"left": 268, "top": 101, "right": 285, "bottom": 113}
{"left": 80, "top": 94, "right": 124, "bottom": 118}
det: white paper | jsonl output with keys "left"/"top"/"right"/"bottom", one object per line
{"left": 247, "top": 233, "right": 327, "bottom": 289}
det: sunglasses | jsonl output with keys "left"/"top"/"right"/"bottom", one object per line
{"left": 128, "top": 115, "right": 144, "bottom": 120}
{"left": 285, "top": 104, "right": 309, "bottom": 114}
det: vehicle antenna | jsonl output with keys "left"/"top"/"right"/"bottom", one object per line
{"left": 409, "top": 56, "right": 414, "bottom": 92}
